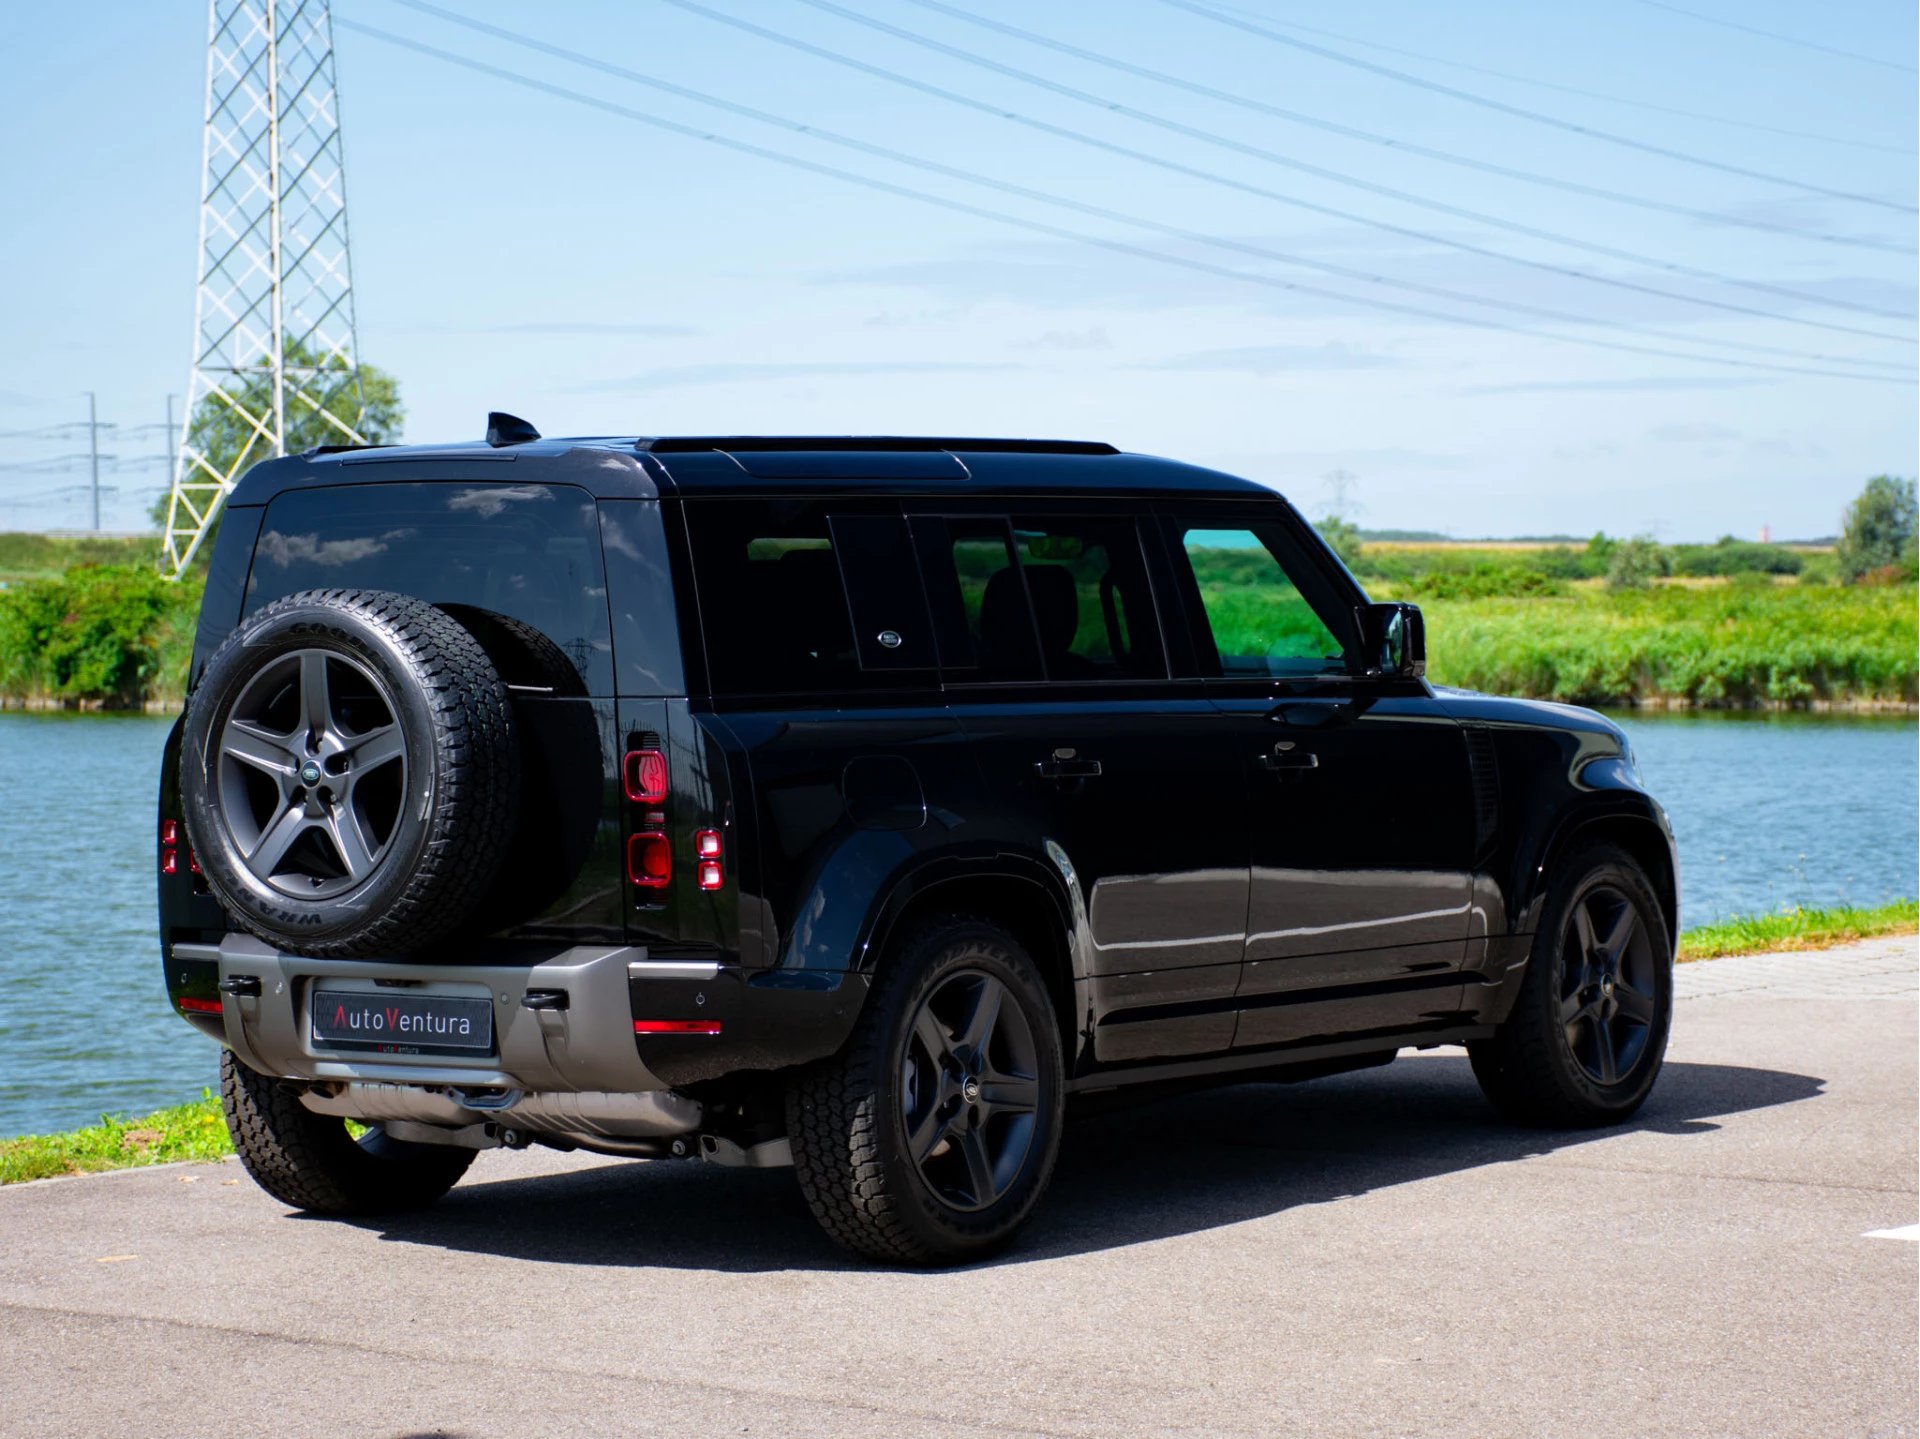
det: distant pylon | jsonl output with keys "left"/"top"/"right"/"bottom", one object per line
{"left": 162, "top": 0, "right": 365, "bottom": 578}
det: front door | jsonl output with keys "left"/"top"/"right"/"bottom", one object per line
{"left": 908, "top": 503, "right": 1250, "bottom": 1064}
{"left": 1159, "top": 509, "right": 1476, "bottom": 1049}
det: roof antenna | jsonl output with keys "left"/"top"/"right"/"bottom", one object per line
{"left": 486, "top": 411, "right": 541, "bottom": 447}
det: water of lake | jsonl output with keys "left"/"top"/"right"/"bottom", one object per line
{"left": 1, "top": 708, "right": 1914, "bottom": 1138}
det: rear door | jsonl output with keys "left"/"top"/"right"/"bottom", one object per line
{"left": 1158, "top": 505, "right": 1475, "bottom": 1048}
{"left": 909, "top": 500, "right": 1250, "bottom": 1064}
{"left": 677, "top": 495, "right": 964, "bottom": 972}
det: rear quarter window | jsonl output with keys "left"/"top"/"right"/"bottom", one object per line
{"left": 245, "top": 482, "right": 614, "bottom": 695}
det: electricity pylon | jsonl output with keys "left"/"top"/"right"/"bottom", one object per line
{"left": 162, "top": 0, "right": 365, "bottom": 578}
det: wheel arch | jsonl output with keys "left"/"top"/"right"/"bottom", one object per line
{"left": 1530, "top": 804, "right": 1680, "bottom": 956}
{"left": 863, "top": 858, "right": 1085, "bottom": 1064}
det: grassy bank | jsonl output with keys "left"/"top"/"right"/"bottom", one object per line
{"left": 1413, "top": 583, "right": 1917, "bottom": 708}
{"left": 1190, "top": 539, "right": 1915, "bottom": 707}
{"left": 1676, "top": 900, "right": 1918, "bottom": 961}
{"left": 0, "top": 1092, "right": 230, "bottom": 1185}
{"left": 6, "top": 901, "right": 1914, "bottom": 1182}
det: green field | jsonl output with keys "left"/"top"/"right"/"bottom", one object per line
{"left": 1189, "top": 544, "right": 1916, "bottom": 708}
{"left": 1414, "top": 583, "right": 1916, "bottom": 707}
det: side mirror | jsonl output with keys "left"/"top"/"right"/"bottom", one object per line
{"left": 1357, "top": 602, "right": 1426, "bottom": 679}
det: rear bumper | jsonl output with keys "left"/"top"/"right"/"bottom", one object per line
{"left": 167, "top": 933, "right": 869, "bottom": 1097}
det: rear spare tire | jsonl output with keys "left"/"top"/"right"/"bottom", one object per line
{"left": 181, "top": 588, "right": 517, "bottom": 957}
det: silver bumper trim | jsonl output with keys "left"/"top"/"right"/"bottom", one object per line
{"left": 175, "top": 934, "right": 668, "bottom": 1094}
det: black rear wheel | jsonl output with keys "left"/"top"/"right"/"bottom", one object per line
{"left": 786, "top": 915, "right": 1064, "bottom": 1265}
{"left": 220, "top": 1050, "right": 473, "bottom": 1215}
{"left": 1469, "top": 844, "right": 1673, "bottom": 1126}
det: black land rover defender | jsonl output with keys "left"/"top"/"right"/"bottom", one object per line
{"left": 159, "top": 421, "right": 1678, "bottom": 1264}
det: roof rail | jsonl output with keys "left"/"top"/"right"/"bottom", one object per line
{"left": 641, "top": 435, "right": 1118, "bottom": 456}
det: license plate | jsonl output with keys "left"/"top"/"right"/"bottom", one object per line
{"left": 310, "top": 988, "right": 494, "bottom": 1055}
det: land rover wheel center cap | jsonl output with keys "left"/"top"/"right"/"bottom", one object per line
{"left": 298, "top": 762, "right": 323, "bottom": 786}
{"left": 962, "top": 1077, "right": 981, "bottom": 1104}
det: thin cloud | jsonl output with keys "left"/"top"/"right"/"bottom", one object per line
{"left": 1462, "top": 376, "right": 1772, "bottom": 395}
{"left": 489, "top": 321, "right": 698, "bottom": 337}
{"left": 1148, "top": 341, "right": 1398, "bottom": 374}
{"left": 569, "top": 360, "right": 1028, "bottom": 392}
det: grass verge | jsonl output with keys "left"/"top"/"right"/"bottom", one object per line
{"left": 1677, "top": 900, "right": 1918, "bottom": 961}
{"left": 0, "top": 1092, "right": 231, "bottom": 1185}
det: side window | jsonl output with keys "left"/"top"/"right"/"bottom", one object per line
{"left": 1006, "top": 514, "right": 1164, "bottom": 681}
{"left": 912, "top": 517, "right": 1042, "bottom": 683}
{"left": 913, "top": 511, "right": 1165, "bottom": 683}
{"left": 1173, "top": 525, "right": 1353, "bottom": 679}
{"left": 600, "top": 500, "right": 686, "bottom": 696}
{"left": 683, "top": 499, "right": 931, "bottom": 699}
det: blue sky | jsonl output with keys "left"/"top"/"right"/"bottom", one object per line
{"left": 0, "top": 0, "right": 1913, "bottom": 538}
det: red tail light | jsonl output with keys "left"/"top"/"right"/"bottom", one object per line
{"left": 623, "top": 749, "right": 669, "bottom": 805}
{"left": 633, "top": 1018, "right": 722, "bottom": 1035}
{"left": 160, "top": 819, "right": 179, "bottom": 845}
{"left": 161, "top": 848, "right": 179, "bottom": 877}
{"left": 627, "top": 831, "right": 671, "bottom": 888}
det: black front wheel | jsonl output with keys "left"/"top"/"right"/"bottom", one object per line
{"left": 785, "top": 915, "right": 1064, "bottom": 1265}
{"left": 1469, "top": 844, "right": 1673, "bottom": 1127}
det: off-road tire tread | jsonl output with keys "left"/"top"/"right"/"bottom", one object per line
{"left": 785, "top": 914, "right": 1061, "bottom": 1265}
{"left": 220, "top": 1049, "right": 472, "bottom": 1214}
{"left": 187, "top": 588, "right": 517, "bottom": 957}
{"left": 1468, "top": 843, "right": 1670, "bottom": 1128}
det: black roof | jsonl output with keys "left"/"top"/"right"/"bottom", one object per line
{"left": 227, "top": 435, "right": 1279, "bottom": 506}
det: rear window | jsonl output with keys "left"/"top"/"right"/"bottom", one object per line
{"left": 245, "top": 482, "right": 614, "bottom": 695}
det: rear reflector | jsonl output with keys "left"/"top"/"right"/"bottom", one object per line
{"left": 633, "top": 1019, "right": 722, "bottom": 1035}
{"left": 623, "top": 749, "right": 669, "bottom": 805}
{"left": 178, "top": 997, "right": 221, "bottom": 1016}
{"left": 627, "top": 831, "right": 671, "bottom": 888}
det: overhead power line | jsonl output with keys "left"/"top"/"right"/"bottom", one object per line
{"left": 387, "top": 0, "right": 1911, "bottom": 370}
{"left": 1623, "top": 0, "right": 1917, "bottom": 75}
{"left": 339, "top": 17, "right": 1907, "bottom": 385}
{"left": 1159, "top": 0, "right": 1917, "bottom": 215}
{"left": 754, "top": 0, "right": 1917, "bottom": 333}
{"left": 1195, "top": 0, "right": 1915, "bottom": 154}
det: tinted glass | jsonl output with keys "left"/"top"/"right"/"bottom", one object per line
{"left": 1005, "top": 514, "right": 1164, "bottom": 681}
{"left": 1176, "top": 526, "right": 1351, "bottom": 678}
{"left": 246, "top": 482, "right": 613, "bottom": 694}
{"left": 600, "top": 500, "right": 686, "bottom": 696}
{"left": 684, "top": 499, "right": 932, "bottom": 698}
{"left": 911, "top": 517, "right": 1042, "bottom": 683}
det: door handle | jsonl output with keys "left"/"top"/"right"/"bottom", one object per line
{"left": 1259, "top": 746, "right": 1320, "bottom": 772}
{"left": 1036, "top": 754, "right": 1103, "bottom": 781}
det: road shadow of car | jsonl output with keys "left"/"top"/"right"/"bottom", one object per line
{"left": 340, "top": 1055, "right": 1823, "bottom": 1272}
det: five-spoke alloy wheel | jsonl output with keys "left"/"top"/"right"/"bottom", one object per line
{"left": 217, "top": 648, "right": 409, "bottom": 898}
{"left": 900, "top": 969, "right": 1043, "bottom": 1213}
{"left": 1469, "top": 843, "right": 1673, "bottom": 1127}
{"left": 787, "top": 914, "right": 1064, "bottom": 1266}
{"left": 181, "top": 588, "right": 518, "bottom": 958}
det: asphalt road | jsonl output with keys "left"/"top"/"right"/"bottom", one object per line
{"left": 2, "top": 947, "right": 1914, "bottom": 1439}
